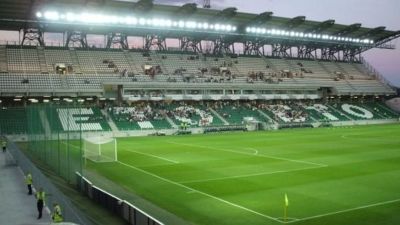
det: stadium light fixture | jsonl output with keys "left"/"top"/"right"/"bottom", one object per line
{"left": 44, "top": 11, "right": 59, "bottom": 20}
{"left": 245, "top": 25, "right": 374, "bottom": 44}
{"left": 139, "top": 18, "right": 146, "bottom": 25}
{"left": 41, "top": 10, "right": 240, "bottom": 34}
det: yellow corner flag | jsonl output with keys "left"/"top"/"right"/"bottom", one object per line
{"left": 284, "top": 193, "right": 289, "bottom": 221}
{"left": 285, "top": 193, "right": 289, "bottom": 207}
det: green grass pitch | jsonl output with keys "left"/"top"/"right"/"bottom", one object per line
{"left": 86, "top": 124, "right": 400, "bottom": 225}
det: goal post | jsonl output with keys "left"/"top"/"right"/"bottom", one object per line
{"left": 83, "top": 137, "right": 117, "bottom": 162}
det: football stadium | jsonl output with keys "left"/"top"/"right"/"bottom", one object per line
{"left": 0, "top": 0, "right": 400, "bottom": 225}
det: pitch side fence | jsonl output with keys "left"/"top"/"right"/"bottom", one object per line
{"left": 76, "top": 173, "right": 164, "bottom": 225}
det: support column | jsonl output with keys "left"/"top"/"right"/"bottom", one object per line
{"left": 65, "top": 31, "right": 88, "bottom": 48}
{"left": 106, "top": 33, "right": 129, "bottom": 49}
{"left": 21, "top": 28, "right": 44, "bottom": 46}
{"left": 272, "top": 44, "right": 291, "bottom": 58}
{"left": 144, "top": 35, "right": 166, "bottom": 51}
{"left": 213, "top": 37, "right": 234, "bottom": 55}
{"left": 243, "top": 41, "right": 263, "bottom": 56}
{"left": 180, "top": 37, "right": 202, "bottom": 53}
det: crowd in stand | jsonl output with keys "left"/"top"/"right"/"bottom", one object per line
{"left": 109, "top": 103, "right": 166, "bottom": 123}
{"left": 166, "top": 102, "right": 214, "bottom": 126}
{"left": 258, "top": 101, "right": 309, "bottom": 123}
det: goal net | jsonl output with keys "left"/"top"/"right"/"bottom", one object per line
{"left": 83, "top": 137, "right": 117, "bottom": 162}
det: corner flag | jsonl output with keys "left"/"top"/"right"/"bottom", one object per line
{"left": 284, "top": 193, "right": 289, "bottom": 221}
{"left": 285, "top": 193, "right": 289, "bottom": 207}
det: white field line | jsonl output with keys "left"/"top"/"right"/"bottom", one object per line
{"left": 245, "top": 147, "right": 258, "bottom": 155}
{"left": 166, "top": 141, "right": 327, "bottom": 167}
{"left": 63, "top": 142, "right": 179, "bottom": 164}
{"left": 179, "top": 165, "right": 326, "bottom": 184}
{"left": 122, "top": 148, "right": 179, "bottom": 164}
{"left": 117, "top": 161, "right": 283, "bottom": 224}
{"left": 287, "top": 198, "right": 400, "bottom": 223}
{"left": 61, "top": 141, "right": 80, "bottom": 149}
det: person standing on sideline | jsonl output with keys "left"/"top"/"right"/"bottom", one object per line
{"left": 36, "top": 188, "right": 45, "bottom": 219}
{"left": 26, "top": 172, "right": 33, "bottom": 195}
{"left": 52, "top": 203, "right": 63, "bottom": 223}
{"left": 2, "top": 139, "right": 6, "bottom": 153}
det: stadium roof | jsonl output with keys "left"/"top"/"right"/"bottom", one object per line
{"left": 0, "top": 0, "right": 399, "bottom": 48}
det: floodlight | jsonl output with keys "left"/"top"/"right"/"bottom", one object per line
{"left": 251, "top": 27, "right": 257, "bottom": 33}
{"left": 139, "top": 18, "right": 146, "bottom": 25}
{"left": 256, "top": 28, "right": 261, "bottom": 33}
{"left": 36, "top": 12, "right": 42, "bottom": 18}
{"left": 203, "top": 23, "right": 209, "bottom": 29}
{"left": 165, "top": 20, "right": 172, "bottom": 27}
{"left": 312, "top": 34, "right": 317, "bottom": 38}
{"left": 214, "top": 24, "right": 221, "bottom": 30}
{"left": 226, "top": 25, "right": 232, "bottom": 31}
{"left": 261, "top": 28, "right": 266, "bottom": 34}
{"left": 44, "top": 11, "right": 60, "bottom": 20}
{"left": 369, "top": 40, "right": 374, "bottom": 44}
{"left": 178, "top": 20, "right": 185, "bottom": 28}
{"left": 109, "top": 16, "right": 118, "bottom": 24}
{"left": 187, "top": 21, "right": 197, "bottom": 28}
{"left": 232, "top": 26, "right": 237, "bottom": 31}
{"left": 130, "top": 17, "right": 138, "bottom": 25}
{"left": 66, "top": 12, "right": 75, "bottom": 21}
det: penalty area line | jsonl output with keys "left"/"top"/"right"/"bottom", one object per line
{"left": 117, "top": 161, "right": 283, "bottom": 223}
{"left": 166, "top": 141, "right": 327, "bottom": 167}
{"left": 287, "top": 198, "right": 400, "bottom": 223}
{"left": 179, "top": 165, "right": 326, "bottom": 184}
{"left": 122, "top": 148, "right": 179, "bottom": 164}
{"left": 246, "top": 147, "right": 327, "bottom": 167}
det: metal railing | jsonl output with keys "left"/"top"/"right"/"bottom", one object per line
{"left": 76, "top": 173, "right": 164, "bottom": 225}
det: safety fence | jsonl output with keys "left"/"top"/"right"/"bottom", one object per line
{"left": 7, "top": 140, "right": 92, "bottom": 225}
{"left": 76, "top": 172, "right": 164, "bottom": 225}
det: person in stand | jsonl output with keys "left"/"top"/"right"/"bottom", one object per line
{"left": 52, "top": 203, "right": 63, "bottom": 223}
{"left": 26, "top": 172, "right": 33, "bottom": 195}
{"left": 36, "top": 188, "right": 45, "bottom": 219}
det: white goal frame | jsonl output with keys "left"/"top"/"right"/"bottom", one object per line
{"left": 83, "top": 137, "right": 118, "bottom": 162}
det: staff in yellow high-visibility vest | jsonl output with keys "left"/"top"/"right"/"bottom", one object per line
{"left": 52, "top": 203, "right": 63, "bottom": 223}
{"left": 2, "top": 140, "right": 6, "bottom": 153}
{"left": 25, "top": 172, "right": 33, "bottom": 195}
{"left": 36, "top": 188, "right": 45, "bottom": 219}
